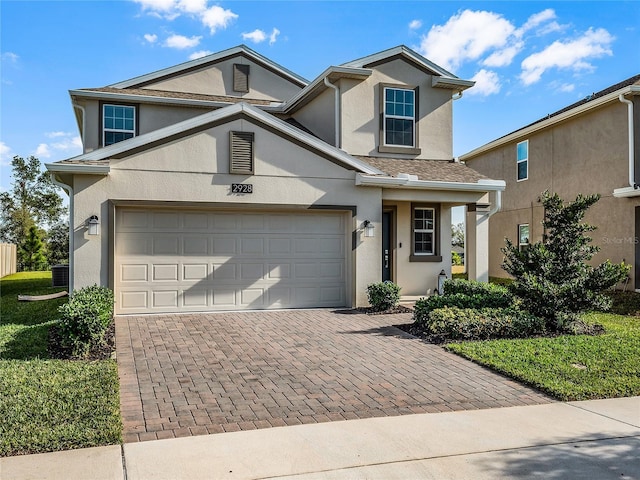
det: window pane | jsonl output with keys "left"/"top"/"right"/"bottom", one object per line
{"left": 386, "top": 89, "right": 394, "bottom": 101}
{"left": 517, "top": 160, "right": 528, "bottom": 180}
{"left": 517, "top": 141, "right": 528, "bottom": 161}
{"left": 104, "top": 105, "right": 113, "bottom": 117}
{"left": 124, "top": 108, "right": 134, "bottom": 119}
{"left": 519, "top": 225, "right": 529, "bottom": 245}
{"left": 414, "top": 232, "right": 433, "bottom": 254}
{"left": 125, "top": 119, "right": 134, "bottom": 130}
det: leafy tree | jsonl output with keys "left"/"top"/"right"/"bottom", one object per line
{"left": 0, "top": 155, "right": 67, "bottom": 245}
{"left": 46, "top": 221, "right": 69, "bottom": 266}
{"left": 20, "top": 225, "right": 48, "bottom": 271}
{"left": 501, "top": 191, "right": 629, "bottom": 329}
{"left": 451, "top": 222, "right": 464, "bottom": 248}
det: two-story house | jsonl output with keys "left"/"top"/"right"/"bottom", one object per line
{"left": 461, "top": 74, "right": 640, "bottom": 291}
{"left": 46, "top": 45, "right": 505, "bottom": 314}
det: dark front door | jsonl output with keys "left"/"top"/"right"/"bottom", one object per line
{"left": 382, "top": 211, "right": 392, "bottom": 281}
{"left": 636, "top": 207, "right": 640, "bottom": 289}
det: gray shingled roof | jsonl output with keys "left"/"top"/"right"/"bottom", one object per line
{"left": 77, "top": 87, "right": 275, "bottom": 106}
{"left": 357, "top": 156, "right": 487, "bottom": 183}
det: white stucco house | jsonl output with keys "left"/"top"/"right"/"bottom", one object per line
{"left": 46, "top": 45, "right": 504, "bottom": 315}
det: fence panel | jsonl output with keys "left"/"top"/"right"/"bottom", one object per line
{"left": 0, "top": 243, "right": 17, "bottom": 278}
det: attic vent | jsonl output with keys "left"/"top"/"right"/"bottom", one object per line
{"left": 230, "top": 131, "right": 254, "bottom": 174}
{"left": 233, "top": 64, "right": 250, "bottom": 93}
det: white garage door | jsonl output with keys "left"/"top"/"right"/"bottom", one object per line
{"left": 114, "top": 208, "right": 348, "bottom": 314}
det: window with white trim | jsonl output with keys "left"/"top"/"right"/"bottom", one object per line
{"left": 518, "top": 224, "right": 530, "bottom": 251}
{"left": 517, "top": 140, "right": 528, "bottom": 181}
{"left": 413, "top": 207, "right": 435, "bottom": 255}
{"left": 103, "top": 104, "right": 136, "bottom": 146}
{"left": 384, "top": 87, "right": 416, "bottom": 147}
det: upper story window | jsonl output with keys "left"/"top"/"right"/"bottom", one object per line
{"left": 103, "top": 104, "right": 136, "bottom": 146}
{"left": 384, "top": 87, "right": 416, "bottom": 148}
{"left": 518, "top": 224, "right": 530, "bottom": 251}
{"left": 517, "top": 140, "right": 528, "bottom": 181}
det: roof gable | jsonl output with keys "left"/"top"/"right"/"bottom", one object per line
{"left": 108, "top": 45, "right": 308, "bottom": 90}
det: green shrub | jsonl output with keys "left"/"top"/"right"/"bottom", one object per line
{"left": 367, "top": 281, "right": 401, "bottom": 311}
{"left": 57, "top": 285, "right": 114, "bottom": 358}
{"left": 413, "top": 291, "right": 513, "bottom": 325}
{"left": 443, "top": 278, "right": 511, "bottom": 297}
{"left": 421, "top": 306, "right": 545, "bottom": 340}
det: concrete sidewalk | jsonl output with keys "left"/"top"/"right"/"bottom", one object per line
{"left": 2, "top": 397, "right": 639, "bottom": 480}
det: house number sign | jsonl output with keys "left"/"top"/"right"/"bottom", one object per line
{"left": 231, "top": 183, "right": 253, "bottom": 194}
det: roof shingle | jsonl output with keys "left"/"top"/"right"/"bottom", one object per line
{"left": 357, "top": 156, "right": 487, "bottom": 183}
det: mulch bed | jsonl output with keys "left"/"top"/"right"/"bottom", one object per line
{"left": 48, "top": 322, "right": 116, "bottom": 361}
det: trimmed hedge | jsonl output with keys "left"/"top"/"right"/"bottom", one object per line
{"left": 57, "top": 285, "right": 114, "bottom": 358}
{"left": 420, "top": 306, "right": 545, "bottom": 340}
{"left": 367, "top": 281, "right": 401, "bottom": 311}
{"left": 413, "top": 291, "right": 513, "bottom": 324}
{"left": 443, "top": 278, "right": 511, "bottom": 297}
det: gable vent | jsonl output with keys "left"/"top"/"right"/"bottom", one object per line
{"left": 233, "top": 64, "right": 250, "bottom": 93}
{"left": 230, "top": 131, "right": 254, "bottom": 174}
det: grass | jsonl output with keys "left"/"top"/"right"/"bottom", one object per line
{"left": 0, "top": 272, "right": 122, "bottom": 457}
{"left": 445, "top": 311, "right": 640, "bottom": 401}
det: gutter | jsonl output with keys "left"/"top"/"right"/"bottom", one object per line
{"left": 324, "top": 76, "right": 341, "bottom": 148}
{"left": 355, "top": 173, "right": 506, "bottom": 192}
{"left": 46, "top": 163, "right": 110, "bottom": 175}
{"left": 613, "top": 93, "right": 638, "bottom": 198}
{"left": 50, "top": 174, "right": 74, "bottom": 293}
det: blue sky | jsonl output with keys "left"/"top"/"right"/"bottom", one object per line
{"left": 2, "top": 0, "right": 639, "bottom": 203}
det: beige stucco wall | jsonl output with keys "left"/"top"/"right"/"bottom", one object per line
{"left": 293, "top": 87, "right": 337, "bottom": 147}
{"left": 71, "top": 118, "right": 384, "bottom": 308}
{"left": 466, "top": 100, "right": 638, "bottom": 286}
{"left": 140, "top": 56, "right": 302, "bottom": 102}
{"left": 77, "top": 98, "right": 213, "bottom": 153}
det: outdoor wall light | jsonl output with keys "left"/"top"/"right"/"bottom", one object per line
{"left": 87, "top": 215, "right": 100, "bottom": 236}
{"left": 363, "top": 220, "right": 375, "bottom": 238}
{"left": 437, "top": 269, "right": 447, "bottom": 295}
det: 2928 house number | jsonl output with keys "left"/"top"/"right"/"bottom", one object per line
{"left": 231, "top": 183, "right": 253, "bottom": 194}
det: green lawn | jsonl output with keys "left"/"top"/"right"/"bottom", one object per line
{"left": 446, "top": 311, "right": 640, "bottom": 401}
{"left": 0, "top": 272, "right": 121, "bottom": 457}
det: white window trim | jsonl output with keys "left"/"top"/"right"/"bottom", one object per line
{"left": 518, "top": 223, "right": 530, "bottom": 250}
{"left": 517, "top": 139, "right": 529, "bottom": 182}
{"left": 103, "top": 104, "right": 136, "bottom": 146}
{"left": 413, "top": 207, "right": 435, "bottom": 255}
{"left": 383, "top": 86, "right": 416, "bottom": 148}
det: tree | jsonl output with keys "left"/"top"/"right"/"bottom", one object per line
{"left": 46, "top": 221, "right": 69, "bottom": 266}
{"left": 501, "top": 191, "right": 629, "bottom": 329}
{"left": 20, "top": 225, "right": 48, "bottom": 271}
{"left": 0, "top": 155, "right": 67, "bottom": 245}
{"left": 451, "top": 222, "right": 464, "bottom": 248}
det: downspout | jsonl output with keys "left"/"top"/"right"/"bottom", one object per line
{"left": 324, "top": 76, "right": 341, "bottom": 148}
{"left": 619, "top": 94, "right": 636, "bottom": 189}
{"left": 50, "top": 174, "right": 74, "bottom": 293}
{"left": 486, "top": 189, "right": 502, "bottom": 217}
{"left": 72, "top": 102, "right": 86, "bottom": 150}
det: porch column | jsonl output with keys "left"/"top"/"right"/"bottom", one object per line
{"left": 466, "top": 204, "right": 489, "bottom": 283}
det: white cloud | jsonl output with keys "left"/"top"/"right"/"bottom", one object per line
{"left": 35, "top": 144, "right": 51, "bottom": 158}
{"left": 409, "top": 19, "right": 422, "bottom": 31}
{"left": 418, "top": 10, "right": 516, "bottom": 71}
{"left": 51, "top": 136, "right": 82, "bottom": 151}
{"left": 45, "top": 131, "right": 72, "bottom": 139}
{"left": 483, "top": 42, "right": 523, "bottom": 67}
{"left": 0, "top": 141, "right": 13, "bottom": 165}
{"left": 164, "top": 34, "right": 202, "bottom": 49}
{"left": 269, "top": 28, "right": 280, "bottom": 45}
{"left": 200, "top": 5, "right": 238, "bottom": 34}
{"left": 467, "top": 69, "right": 501, "bottom": 96}
{"left": 134, "top": 0, "right": 238, "bottom": 34}
{"left": 520, "top": 27, "right": 614, "bottom": 85}
{"left": 519, "top": 8, "right": 556, "bottom": 34}
{"left": 242, "top": 29, "right": 267, "bottom": 44}
{"left": 1, "top": 52, "right": 19, "bottom": 63}
{"left": 189, "top": 50, "right": 212, "bottom": 60}
{"left": 558, "top": 83, "right": 575, "bottom": 93}
{"left": 144, "top": 33, "right": 158, "bottom": 44}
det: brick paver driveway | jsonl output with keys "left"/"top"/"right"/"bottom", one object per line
{"left": 116, "top": 309, "right": 552, "bottom": 442}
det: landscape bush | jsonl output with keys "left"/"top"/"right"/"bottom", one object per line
{"left": 367, "top": 281, "right": 401, "bottom": 311}
{"left": 57, "top": 285, "right": 114, "bottom": 358}
{"left": 443, "top": 278, "right": 511, "bottom": 298}
{"left": 419, "top": 306, "right": 545, "bottom": 340}
{"left": 413, "top": 290, "right": 513, "bottom": 325}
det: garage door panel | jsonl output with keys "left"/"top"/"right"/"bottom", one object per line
{"left": 116, "top": 209, "right": 347, "bottom": 313}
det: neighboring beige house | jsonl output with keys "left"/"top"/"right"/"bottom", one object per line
{"left": 461, "top": 74, "right": 640, "bottom": 291}
{"left": 46, "top": 45, "right": 504, "bottom": 314}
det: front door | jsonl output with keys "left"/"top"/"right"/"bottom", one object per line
{"left": 382, "top": 211, "right": 392, "bottom": 281}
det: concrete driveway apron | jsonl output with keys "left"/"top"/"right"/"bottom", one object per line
{"left": 115, "top": 309, "right": 552, "bottom": 443}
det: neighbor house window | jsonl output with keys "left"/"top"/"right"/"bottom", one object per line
{"left": 517, "top": 140, "right": 528, "bottom": 181}
{"left": 410, "top": 205, "right": 442, "bottom": 262}
{"left": 103, "top": 104, "right": 136, "bottom": 146}
{"left": 518, "top": 224, "right": 530, "bottom": 251}
{"left": 384, "top": 87, "right": 416, "bottom": 147}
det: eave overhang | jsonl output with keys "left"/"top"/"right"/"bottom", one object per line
{"left": 355, "top": 174, "right": 505, "bottom": 192}
{"left": 613, "top": 186, "right": 640, "bottom": 198}
{"left": 45, "top": 163, "right": 110, "bottom": 175}
{"left": 432, "top": 76, "right": 475, "bottom": 92}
